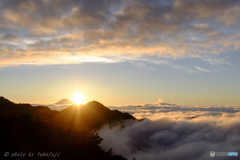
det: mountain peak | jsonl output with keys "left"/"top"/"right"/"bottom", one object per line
{"left": 55, "top": 98, "right": 74, "bottom": 105}
{"left": 86, "top": 100, "right": 104, "bottom": 106}
{"left": 85, "top": 100, "right": 112, "bottom": 113}
{"left": 58, "top": 100, "right": 136, "bottom": 129}
{"left": 0, "top": 97, "right": 14, "bottom": 104}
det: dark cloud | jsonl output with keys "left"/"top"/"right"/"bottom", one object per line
{"left": 0, "top": 33, "right": 19, "bottom": 44}
{"left": 171, "top": 0, "right": 240, "bottom": 20}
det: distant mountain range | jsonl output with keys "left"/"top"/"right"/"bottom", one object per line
{"left": 0, "top": 97, "right": 135, "bottom": 127}
{"left": 0, "top": 96, "right": 136, "bottom": 160}
{"left": 55, "top": 98, "right": 74, "bottom": 104}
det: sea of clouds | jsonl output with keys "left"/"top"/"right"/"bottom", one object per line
{"left": 31, "top": 104, "right": 71, "bottom": 111}
{"left": 98, "top": 99, "right": 240, "bottom": 160}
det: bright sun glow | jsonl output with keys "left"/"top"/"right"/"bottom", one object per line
{"left": 72, "top": 93, "right": 85, "bottom": 104}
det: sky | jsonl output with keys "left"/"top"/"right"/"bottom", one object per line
{"left": 0, "top": 0, "right": 240, "bottom": 105}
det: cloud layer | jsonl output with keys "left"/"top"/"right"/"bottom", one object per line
{"left": 1, "top": 0, "right": 240, "bottom": 67}
{"left": 107, "top": 102, "right": 240, "bottom": 120}
{"left": 100, "top": 103, "right": 240, "bottom": 160}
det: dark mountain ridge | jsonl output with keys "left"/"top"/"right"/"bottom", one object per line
{"left": 0, "top": 97, "right": 135, "bottom": 160}
{"left": 57, "top": 101, "right": 135, "bottom": 129}
{"left": 0, "top": 96, "right": 14, "bottom": 103}
{"left": 0, "top": 97, "right": 53, "bottom": 118}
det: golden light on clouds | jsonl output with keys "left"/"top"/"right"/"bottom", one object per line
{"left": 0, "top": 0, "right": 239, "bottom": 69}
{"left": 72, "top": 93, "right": 85, "bottom": 104}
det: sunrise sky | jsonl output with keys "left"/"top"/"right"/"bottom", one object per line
{"left": 0, "top": 0, "right": 240, "bottom": 105}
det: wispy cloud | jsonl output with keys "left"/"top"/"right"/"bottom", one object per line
{"left": 203, "top": 58, "right": 231, "bottom": 65}
{"left": 195, "top": 66, "right": 211, "bottom": 72}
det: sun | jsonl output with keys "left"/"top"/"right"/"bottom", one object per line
{"left": 72, "top": 93, "right": 85, "bottom": 104}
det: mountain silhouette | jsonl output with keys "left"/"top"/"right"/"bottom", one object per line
{"left": 56, "top": 101, "right": 136, "bottom": 129}
{"left": 0, "top": 97, "right": 134, "bottom": 160}
{"left": 55, "top": 98, "right": 74, "bottom": 104}
{"left": 0, "top": 96, "right": 13, "bottom": 103}
{"left": 0, "top": 97, "right": 55, "bottom": 118}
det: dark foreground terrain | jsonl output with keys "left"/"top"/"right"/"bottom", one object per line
{"left": 0, "top": 97, "right": 136, "bottom": 160}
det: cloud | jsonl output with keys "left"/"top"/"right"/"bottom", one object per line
{"left": 216, "top": 6, "right": 240, "bottom": 26}
{"left": 156, "top": 97, "right": 164, "bottom": 103}
{"left": 1, "top": 0, "right": 240, "bottom": 67}
{"left": 203, "top": 58, "right": 231, "bottom": 65}
{"left": 32, "top": 104, "right": 71, "bottom": 111}
{"left": 107, "top": 102, "right": 240, "bottom": 120}
{"left": 195, "top": 66, "right": 211, "bottom": 72}
{"left": 100, "top": 103, "right": 240, "bottom": 160}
